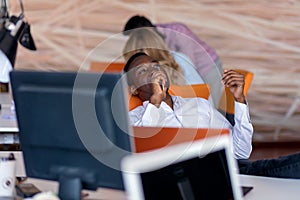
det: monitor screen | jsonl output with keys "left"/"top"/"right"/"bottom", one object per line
{"left": 10, "top": 70, "right": 133, "bottom": 199}
{"left": 140, "top": 149, "right": 233, "bottom": 200}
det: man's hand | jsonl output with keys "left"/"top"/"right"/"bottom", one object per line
{"left": 149, "top": 70, "right": 168, "bottom": 107}
{"left": 222, "top": 69, "right": 246, "bottom": 104}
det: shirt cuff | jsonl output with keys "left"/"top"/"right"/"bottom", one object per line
{"left": 234, "top": 100, "right": 251, "bottom": 123}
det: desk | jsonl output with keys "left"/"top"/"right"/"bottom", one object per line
{"left": 23, "top": 175, "right": 300, "bottom": 200}
{"left": 240, "top": 174, "right": 300, "bottom": 200}
{"left": 24, "top": 178, "right": 126, "bottom": 200}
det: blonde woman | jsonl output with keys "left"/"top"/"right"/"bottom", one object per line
{"left": 123, "top": 28, "right": 203, "bottom": 85}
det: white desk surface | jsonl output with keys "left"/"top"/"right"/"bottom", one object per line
{"left": 23, "top": 175, "right": 300, "bottom": 200}
{"left": 240, "top": 174, "right": 300, "bottom": 200}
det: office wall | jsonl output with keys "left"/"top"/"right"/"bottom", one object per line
{"left": 9, "top": 0, "right": 300, "bottom": 142}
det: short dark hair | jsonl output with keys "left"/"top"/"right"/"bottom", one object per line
{"left": 123, "top": 52, "right": 148, "bottom": 72}
{"left": 123, "top": 15, "right": 155, "bottom": 36}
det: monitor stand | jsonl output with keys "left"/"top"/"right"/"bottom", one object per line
{"left": 53, "top": 166, "right": 98, "bottom": 200}
{"left": 59, "top": 176, "right": 82, "bottom": 200}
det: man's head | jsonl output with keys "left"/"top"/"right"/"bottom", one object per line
{"left": 124, "top": 52, "right": 169, "bottom": 102}
{"left": 123, "top": 15, "right": 155, "bottom": 36}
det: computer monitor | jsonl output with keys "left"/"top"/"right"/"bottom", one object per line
{"left": 122, "top": 135, "right": 244, "bottom": 200}
{"left": 10, "top": 70, "right": 133, "bottom": 199}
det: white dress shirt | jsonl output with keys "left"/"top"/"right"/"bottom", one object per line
{"left": 129, "top": 96, "right": 253, "bottom": 159}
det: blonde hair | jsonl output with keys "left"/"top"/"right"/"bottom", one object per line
{"left": 123, "top": 28, "right": 185, "bottom": 85}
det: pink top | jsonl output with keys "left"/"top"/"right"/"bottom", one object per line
{"left": 156, "top": 22, "right": 221, "bottom": 77}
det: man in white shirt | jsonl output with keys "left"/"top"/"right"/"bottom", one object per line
{"left": 124, "top": 52, "right": 253, "bottom": 160}
{"left": 124, "top": 52, "right": 300, "bottom": 179}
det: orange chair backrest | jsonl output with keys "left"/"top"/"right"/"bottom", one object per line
{"left": 133, "top": 127, "right": 229, "bottom": 153}
{"left": 128, "top": 84, "right": 210, "bottom": 111}
{"left": 90, "top": 61, "right": 124, "bottom": 73}
{"left": 168, "top": 84, "right": 210, "bottom": 99}
{"left": 89, "top": 62, "right": 210, "bottom": 111}
{"left": 218, "top": 69, "right": 253, "bottom": 114}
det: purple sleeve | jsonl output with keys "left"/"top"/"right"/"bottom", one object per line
{"left": 156, "top": 22, "right": 221, "bottom": 77}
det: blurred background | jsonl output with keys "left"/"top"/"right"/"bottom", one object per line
{"left": 6, "top": 0, "right": 300, "bottom": 151}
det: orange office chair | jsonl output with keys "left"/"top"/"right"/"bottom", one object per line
{"left": 89, "top": 62, "right": 211, "bottom": 111}
{"left": 90, "top": 61, "right": 124, "bottom": 73}
{"left": 89, "top": 62, "right": 253, "bottom": 114}
{"left": 218, "top": 69, "right": 254, "bottom": 115}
